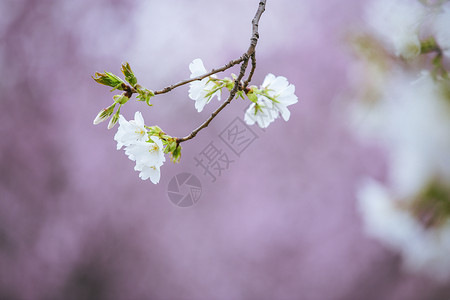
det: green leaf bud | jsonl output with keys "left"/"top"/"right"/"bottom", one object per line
{"left": 171, "top": 144, "right": 182, "bottom": 163}
{"left": 136, "top": 87, "right": 155, "bottom": 106}
{"left": 235, "top": 90, "right": 245, "bottom": 100}
{"left": 121, "top": 62, "right": 137, "bottom": 86}
{"left": 92, "top": 71, "right": 125, "bottom": 90}
{"left": 113, "top": 93, "right": 130, "bottom": 105}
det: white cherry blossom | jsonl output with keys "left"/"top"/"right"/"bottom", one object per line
{"left": 125, "top": 136, "right": 165, "bottom": 166}
{"left": 134, "top": 164, "right": 161, "bottom": 184}
{"left": 188, "top": 58, "right": 221, "bottom": 112}
{"left": 244, "top": 73, "right": 298, "bottom": 128}
{"left": 124, "top": 136, "right": 166, "bottom": 184}
{"left": 114, "top": 111, "right": 148, "bottom": 150}
{"left": 261, "top": 73, "right": 298, "bottom": 121}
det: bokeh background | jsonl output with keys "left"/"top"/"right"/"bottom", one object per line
{"left": 1, "top": 0, "right": 450, "bottom": 299}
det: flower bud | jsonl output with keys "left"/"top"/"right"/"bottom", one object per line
{"left": 398, "top": 37, "right": 421, "bottom": 60}
{"left": 107, "top": 110, "right": 120, "bottom": 129}
{"left": 93, "top": 103, "right": 116, "bottom": 125}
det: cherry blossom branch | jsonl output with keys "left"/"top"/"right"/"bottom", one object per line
{"left": 176, "top": 56, "right": 251, "bottom": 143}
{"left": 117, "top": 57, "right": 246, "bottom": 102}
{"left": 176, "top": 0, "right": 267, "bottom": 144}
{"left": 93, "top": 0, "right": 300, "bottom": 182}
{"left": 153, "top": 58, "right": 245, "bottom": 95}
{"left": 114, "top": 57, "right": 246, "bottom": 99}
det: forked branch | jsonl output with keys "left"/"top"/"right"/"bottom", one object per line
{"left": 176, "top": 0, "right": 267, "bottom": 144}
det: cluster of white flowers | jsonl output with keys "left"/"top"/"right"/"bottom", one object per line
{"left": 351, "top": 0, "right": 450, "bottom": 280}
{"left": 95, "top": 58, "right": 298, "bottom": 184}
{"left": 92, "top": 2, "right": 298, "bottom": 185}
{"left": 114, "top": 111, "right": 165, "bottom": 184}
{"left": 354, "top": 72, "right": 450, "bottom": 280}
{"left": 188, "top": 59, "right": 298, "bottom": 129}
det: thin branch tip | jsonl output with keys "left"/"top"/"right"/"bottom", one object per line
{"left": 176, "top": 0, "right": 267, "bottom": 144}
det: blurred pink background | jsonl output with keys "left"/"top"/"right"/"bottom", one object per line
{"left": 1, "top": 0, "right": 449, "bottom": 299}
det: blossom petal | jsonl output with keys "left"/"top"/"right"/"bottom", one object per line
{"left": 270, "top": 76, "right": 289, "bottom": 93}
{"left": 189, "top": 58, "right": 207, "bottom": 78}
{"left": 262, "top": 73, "right": 276, "bottom": 88}
{"left": 134, "top": 111, "right": 145, "bottom": 127}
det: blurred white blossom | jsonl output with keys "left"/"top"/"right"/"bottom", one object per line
{"left": 365, "top": 0, "right": 427, "bottom": 59}
{"left": 351, "top": 0, "right": 450, "bottom": 280}
{"left": 352, "top": 72, "right": 450, "bottom": 198}
{"left": 431, "top": 2, "right": 450, "bottom": 59}
{"left": 358, "top": 179, "right": 450, "bottom": 281}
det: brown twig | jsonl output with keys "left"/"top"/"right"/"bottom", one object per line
{"left": 154, "top": 57, "right": 245, "bottom": 95}
{"left": 243, "top": 52, "right": 256, "bottom": 89}
{"left": 176, "top": 0, "right": 266, "bottom": 144}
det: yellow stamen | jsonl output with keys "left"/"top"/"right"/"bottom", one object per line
{"left": 149, "top": 144, "right": 159, "bottom": 153}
